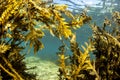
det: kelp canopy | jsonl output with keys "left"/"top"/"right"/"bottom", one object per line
{"left": 0, "top": 0, "right": 91, "bottom": 53}
{"left": 0, "top": 0, "right": 120, "bottom": 80}
{"left": 0, "top": 0, "right": 91, "bottom": 80}
{"left": 57, "top": 11, "right": 120, "bottom": 80}
{"left": 91, "top": 11, "right": 120, "bottom": 80}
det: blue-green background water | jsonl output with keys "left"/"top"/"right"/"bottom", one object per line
{"left": 25, "top": 0, "right": 120, "bottom": 62}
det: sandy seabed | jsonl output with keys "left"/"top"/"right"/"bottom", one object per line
{"left": 24, "top": 56, "right": 59, "bottom": 80}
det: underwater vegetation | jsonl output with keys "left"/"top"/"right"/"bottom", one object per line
{"left": 0, "top": 0, "right": 120, "bottom": 80}
{"left": 57, "top": 35, "right": 98, "bottom": 80}
{"left": 0, "top": 0, "right": 91, "bottom": 79}
{"left": 57, "top": 11, "right": 120, "bottom": 80}
{"left": 91, "top": 11, "right": 120, "bottom": 80}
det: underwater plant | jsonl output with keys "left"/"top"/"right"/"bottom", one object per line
{"left": 1, "top": 0, "right": 119, "bottom": 80}
{"left": 57, "top": 11, "right": 120, "bottom": 80}
{"left": 90, "top": 11, "right": 120, "bottom": 80}
{"left": 0, "top": 0, "right": 91, "bottom": 79}
{"left": 57, "top": 34, "right": 99, "bottom": 80}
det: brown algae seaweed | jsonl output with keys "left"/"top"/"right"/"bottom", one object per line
{"left": 0, "top": 0, "right": 120, "bottom": 80}
{"left": 0, "top": 0, "right": 91, "bottom": 79}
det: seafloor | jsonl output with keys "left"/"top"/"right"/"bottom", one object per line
{"left": 24, "top": 56, "right": 59, "bottom": 80}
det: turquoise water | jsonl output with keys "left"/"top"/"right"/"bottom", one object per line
{"left": 24, "top": 25, "right": 93, "bottom": 62}
{"left": 25, "top": 0, "right": 120, "bottom": 62}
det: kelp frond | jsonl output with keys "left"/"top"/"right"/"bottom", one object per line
{"left": 58, "top": 34, "right": 99, "bottom": 80}
{"left": 70, "top": 34, "right": 99, "bottom": 80}
{"left": 0, "top": 0, "right": 22, "bottom": 25}
{"left": 91, "top": 12, "right": 120, "bottom": 79}
{"left": 0, "top": 44, "right": 11, "bottom": 54}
